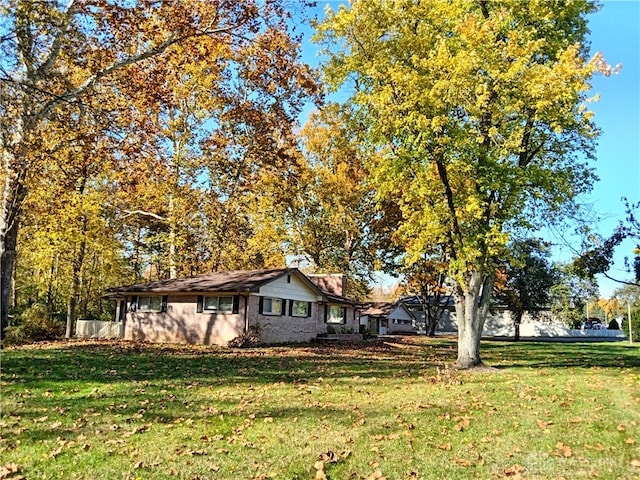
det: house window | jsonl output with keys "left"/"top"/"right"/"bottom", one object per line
{"left": 291, "top": 300, "right": 311, "bottom": 317}
{"left": 204, "top": 296, "right": 234, "bottom": 313}
{"left": 260, "top": 297, "right": 283, "bottom": 315}
{"left": 197, "top": 295, "right": 239, "bottom": 314}
{"left": 137, "top": 296, "right": 164, "bottom": 312}
{"left": 326, "top": 305, "right": 346, "bottom": 324}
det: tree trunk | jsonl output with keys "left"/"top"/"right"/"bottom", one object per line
{"left": 426, "top": 309, "right": 438, "bottom": 337}
{"left": 514, "top": 311, "right": 523, "bottom": 342}
{"left": 454, "top": 270, "right": 494, "bottom": 369}
{"left": 46, "top": 254, "right": 57, "bottom": 312}
{"left": 65, "top": 176, "right": 88, "bottom": 339}
{"left": 65, "top": 235, "right": 86, "bottom": 338}
{"left": 1, "top": 130, "right": 28, "bottom": 339}
{"left": 168, "top": 194, "right": 177, "bottom": 279}
{"left": 0, "top": 219, "right": 19, "bottom": 340}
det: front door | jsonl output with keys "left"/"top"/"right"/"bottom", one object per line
{"left": 379, "top": 319, "right": 387, "bottom": 335}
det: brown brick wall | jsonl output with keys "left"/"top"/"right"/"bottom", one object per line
{"left": 123, "top": 294, "right": 359, "bottom": 345}
{"left": 123, "top": 295, "right": 245, "bottom": 346}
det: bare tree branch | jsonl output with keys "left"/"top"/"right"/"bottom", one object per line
{"left": 122, "top": 210, "right": 167, "bottom": 221}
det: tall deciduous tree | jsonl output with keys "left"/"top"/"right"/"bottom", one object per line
{"left": 399, "top": 250, "right": 452, "bottom": 337}
{"left": 0, "top": 0, "right": 317, "bottom": 336}
{"left": 550, "top": 264, "right": 598, "bottom": 328}
{"left": 495, "top": 239, "right": 558, "bottom": 341}
{"left": 316, "top": 0, "right": 608, "bottom": 367}
{"left": 292, "top": 104, "right": 394, "bottom": 299}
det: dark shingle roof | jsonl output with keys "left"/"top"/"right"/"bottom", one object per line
{"left": 359, "top": 302, "right": 396, "bottom": 316}
{"left": 106, "top": 268, "right": 294, "bottom": 294}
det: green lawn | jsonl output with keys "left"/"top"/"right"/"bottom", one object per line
{"left": 1, "top": 337, "right": 639, "bottom": 480}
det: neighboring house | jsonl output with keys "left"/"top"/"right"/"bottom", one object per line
{"left": 104, "top": 268, "right": 358, "bottom": 346}
{"left": 360, "top": 295, "right": 625, "bottom": 339}
{"left": 359, "top": 302, "right": 416, "bottom": 335}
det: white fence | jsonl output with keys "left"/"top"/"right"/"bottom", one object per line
{"left": 76, "top": 320, "right": 122, "bottom": 339}
{"left": 519, "top": 322, "right": 625, "bottom": 338}
{"left": 438, "top": 310, "right": 627, "bottom": 339}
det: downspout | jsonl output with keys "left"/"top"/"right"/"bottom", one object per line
{"left": 244, "top": 294, "right": 249, "bottom": 333}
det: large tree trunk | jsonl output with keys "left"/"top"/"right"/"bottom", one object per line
{"left": 454, "top": 270, "right": 494, "bottom": 369}
{"left": 1, "top": 220, "right": 19, "bottom": 340}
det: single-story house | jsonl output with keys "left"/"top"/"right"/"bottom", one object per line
{"left": 359, "top": 302, "right": 415, "bottom": 335}
{"left": 104, "top": 268, "right": 359, "bottom": 346}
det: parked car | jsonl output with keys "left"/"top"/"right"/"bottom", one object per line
{"left": 582, "top": 318, "right": 603, "bottom": 330}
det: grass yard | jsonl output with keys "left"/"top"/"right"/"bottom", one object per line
{"left": 1, "top": 337, "right": 639, "bottom": 480}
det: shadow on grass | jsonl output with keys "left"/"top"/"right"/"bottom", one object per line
{"left": 3, "top": 338, "right": 638, "bottom": 451}
{"left": 4, "top": 337, "right": 637, "bottom": 391}
{"left": 478, "top": 338, "right": 640, "bottom": 369}
{"left": 3, "top": 340, "right": 435, "bottom": 389}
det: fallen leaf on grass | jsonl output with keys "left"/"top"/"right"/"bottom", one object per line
{"left": 504, "top": 464, "right": 525, "bottom": 476}
{"left": 51, "top": 447, "right": 64, "bottom": 459}
{"left": 366, "top": 469, "right": 386, "bottom": 480}
{"left": 124, "top": 424, "right": 152, "bottom": 437}
{"left": 453, "top": 457, "right": 472, "bottom": 467}
{"left": 314, "top": 461, "right": 327, "bottom": 480}
{"left": 631, "top": 459, "right": 640, "bottom": 469}
{"left": 626, "top": 438, "right": 636, "bottom": 445}
{"left": 437, "top": 443, "right": 452, "bottom": 451}
{"left": 556, "top": 442, "right": 572, "bottom": 458}
{"left": 0, "top": 463, "right": 23, "bottom": 480}
{"left": 536, "top": 420, "right": 553, "bottom": 431}
{"left": 583, "top": 443, "right": 605, "bottom": 451}
{"left": 317, "top": 450, "right": 351, "bottom": 464}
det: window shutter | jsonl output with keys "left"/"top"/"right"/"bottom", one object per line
{"left": 196, "top": 296, "right": 203, "bottom": 313}
{"left": 131, "top": 296, "right": 138, "bottom": 312}
{"left": 324, "top": 305, "right": 328, "bottom": 323}
{"left": 232, "top": 295, "right": 239, "bottom": 314}
{"left": 342, "top": 307, "right": 347, "bottom": 323}
{"left": 307, "top": 302, "right": 312, "bottom": 317}
{"left": 280, "top": 299, "right": 285, "bottom": 316}
{"left": 288, "top": 299, "right": 293, "bottom": 316}
{"left": 258, "top": 296, "right": 264, "bottom": 314}
{"left": 161, "top": 296, "right": 168, "bottom": 312}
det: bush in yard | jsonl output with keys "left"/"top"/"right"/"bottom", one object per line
{"left": 622, "top": 308, "right": 640, "bottom": 340}
{"left": 3, "top": 304, "right": 64, "bottom": 345}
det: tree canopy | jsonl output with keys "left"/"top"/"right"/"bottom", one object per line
{"left": 316, "top": 0, "right": 608, "bottom": 367}
{"left": 1, "top": 0, "right": 318, "bottom": 335}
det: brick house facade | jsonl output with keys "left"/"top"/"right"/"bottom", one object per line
{"left": 106, "top": 269, "right": 358, "bottom": 346}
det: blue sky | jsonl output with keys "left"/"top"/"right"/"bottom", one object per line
{"left": 577, "top": 0, "right": 640, "bottom": 297}
{"left": 299, "top": 1, "right": 640, "bottom": 298}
